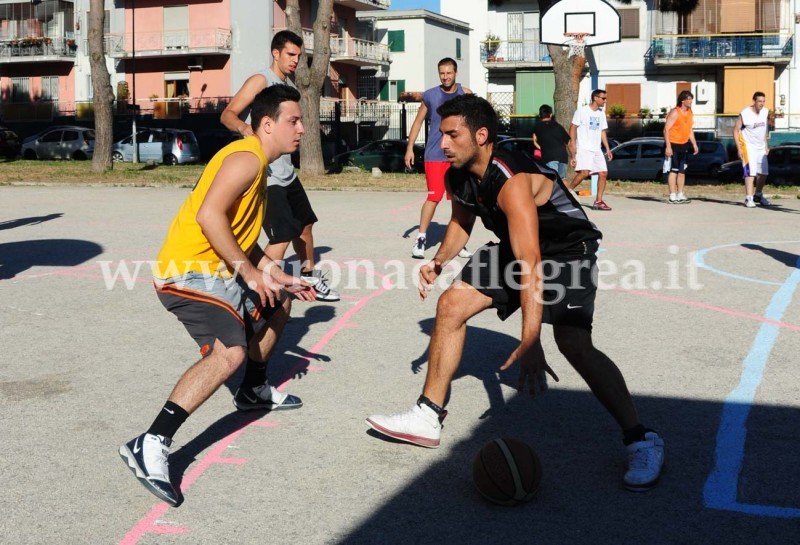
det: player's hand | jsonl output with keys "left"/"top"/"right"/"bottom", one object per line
{"left": 737, "top": 149, "right": 744, "bottom": 161}
{"left": 404, "top": 149, "right": 415, "bottom": 170}
{"left": 692, "top": 145, "right": 699, "bottom": 155}
{"left": 606, "top": 150, "right": 614, "bottom": 161}
{"left": 418, "top": 259, "right": 442, "bottom": 300}
{"left": 500, "top": 342, "right": 559, "bottom": 397}
{"left": 273, "top": 270, "right": 317, "bottom": 302}
{"left": 244, "top": 268, "right": 280, "bottom": 308}
{"left": 665, "top": 147, "right": 673, "bottom": 158}
{"left": 570, "top": 158, "right": 577, "bottom": 167}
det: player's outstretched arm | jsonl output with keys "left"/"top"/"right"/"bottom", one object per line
{"left": 220, "top": 75, "right": 267, "bottom": 136}
{"left": 405, "top": 102, "right": 428, "bottom": 169}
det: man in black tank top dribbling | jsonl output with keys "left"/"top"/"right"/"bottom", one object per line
{"left": 367, "top": 95, "right": 665, "bottom": 492}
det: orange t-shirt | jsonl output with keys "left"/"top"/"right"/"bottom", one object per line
{"left": 668, "top": 107, "right": 693, "bottom": 144}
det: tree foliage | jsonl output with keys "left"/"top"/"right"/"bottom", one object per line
{"left": 88, "top": 0, "right": 114, "bottom": 172}
{"left": 286, "top": 0, "right": 334, "bottom": 176}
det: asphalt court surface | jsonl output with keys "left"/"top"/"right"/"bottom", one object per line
{"left": 1, "top": 186, "right": 799, "bottom": 544}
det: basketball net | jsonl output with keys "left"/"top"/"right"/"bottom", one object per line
{"left": 564, "top": 33, "right": 589, "bottom": 58}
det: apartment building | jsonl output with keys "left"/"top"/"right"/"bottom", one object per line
{"left": 0, "top": 0, "right": 390, "bottom": 122}
{"left": 440, "top": 0, "right": 800, "bottom": 132}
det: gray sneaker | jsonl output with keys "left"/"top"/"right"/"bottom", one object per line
{"left": 300, "top": 268, "right": 340, "bottom": 302}
{"left": 754, "top": 193, "right": 773, "bottom": 206}
{"left": 234, "top": 384, "right": 303, "bottom": 411}
{"left": 623, "top": 431, "right": 665, "bottom": 492}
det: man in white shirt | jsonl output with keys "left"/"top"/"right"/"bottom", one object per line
{"left": 568, "top": 89, "right": 614, "bottom": 211}
{"left": 733, "top": 91, "right": 772, "bottom": 208}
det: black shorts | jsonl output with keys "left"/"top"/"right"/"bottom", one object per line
{"left": 457, "top": 242, "right": 597, "bottom": 331}
{"left": 263, "top": 178, "right": 318, "bottom": 244}
{"left": 668, "top": 142, "right": 691, "bottom": 174}
{"left": 155, "top": 272, "right": 283, "bottom": 356}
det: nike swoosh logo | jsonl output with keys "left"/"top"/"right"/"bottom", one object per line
{"left": 567, "top": 304, "right": 583, "bottom": 309}
{"left": 242, "top": 392, "right": 258, "bottom": 403}
{"left": 132, "top": 437, "right": 141, "bottom": 454}
{"left": 163, "top": 407, "right": 175, "bottom": 414}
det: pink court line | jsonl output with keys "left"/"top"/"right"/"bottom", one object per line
{"left": 388, "top": 197, "right": 426, "bottom": 216}
{"left": 612, "top": 287, "right": 800, "bottom": 332}
{"left": 119, "top": 269, "right": 395, "bottom": 544}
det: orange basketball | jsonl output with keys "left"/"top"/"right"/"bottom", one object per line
{"left": 472, "top": 438, "right": 542, "bottom": 505}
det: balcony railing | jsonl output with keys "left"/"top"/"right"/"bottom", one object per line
{"left": 104, "top": 28, "right": 232, "bottom": 57}
{"left": 650, "top": 33, "right": 793, "bottom": 64}
{"left": 481, "top": 40, "right": 551, "bottom": 66}
{"left": 0, "top": 37, "right": 77, "bottom": 61}
{"left": 294, "top": 28, "right": 389, "bottom": 65}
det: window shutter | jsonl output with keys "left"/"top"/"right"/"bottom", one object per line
{"left": 456, "top": 38, "right": 461, "bottom": 59}
{"left": 388, "top": 30, "right": 405, "bottom": 52}
{"left": 620, "top": 9, "right": 640, "bottom": 39}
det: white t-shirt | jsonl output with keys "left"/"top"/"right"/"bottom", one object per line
{"left": 739, "top": 106, "right": 769, "bottom": 151}
{"left": 572, "top": 105, "right": 608, "bottom": 152}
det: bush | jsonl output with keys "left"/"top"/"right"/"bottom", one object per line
{"left": 608, "top": 104, "right": 626, "bottom": 118}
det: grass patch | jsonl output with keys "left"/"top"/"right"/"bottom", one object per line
{"left": 1, "top": 159, "right": 798, "bottom": 198}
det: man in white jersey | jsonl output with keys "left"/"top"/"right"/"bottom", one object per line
{"left": 222, "top": 30, "right": 340, "bottom": 299}
{"left": 733, "top": 91, "right": 772, "bottom": 208}
{"left": 568, "top": 89, "right": 614, "bottom": 211}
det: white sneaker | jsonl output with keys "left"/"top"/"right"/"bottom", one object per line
{"left": 458, "top": 246, "right": 473, "bottom": 258}
{"left": 119, "top": 433, "right": 180, "bottom": 506}
{"left": 676, "top": 192, "right": 690, "bottom": 203}
{"left": 411, "top": 237, "right": 426, "bottom": 259}
{"left": 754, "top": 193, "right": 773, "bottom": 206}
{"left": 367, "top": 403, "right": 442, "bottom": 448}
{"left": 300, "top": 268, "right": 340, "bottom": 301}
{"left": 623, "top": 431, "right": 665, "bottom": 492}
{"left": 668, "top": 193, "right": 680, "bottom": 204}
{"left": 744, "top": 196, "right": 756, "bottom": 208}
{"left": 234, "top": 383, "right": 303, "bottom": 411}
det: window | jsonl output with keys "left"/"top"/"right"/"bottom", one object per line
{"left": 606, "top": 83, "right": 641, "bottom": 117}
{"left": 40, "top": 131, "right": 62, "bottom": 143}
{"left": 357, "top": 73, "right": 377, "bottom": 99}
{"left": 42, "top": 76, "right": 59, "bottom": 101}
{"left": 379, "top": 79, "right": 404, "bottom": 101}
{"left": 164, "top": 6, "right": 189, "bottom": 49}
{"left": 613, "top": 144, "right": 637, "bottom": 159}
{"left": 388, "top": 30, "right": 404, "bottom": 52}
{"left": 62, "top": 131, "right": 79, "bottom": 142}
{"left": 456, "top": 38, "right": 461, "bottom": 60}
{"left": 641, "top": 144, "right": 664, "bottom": 158}
{"left": 10, "top": 77, "right": 29, "bottom": 101}
{"left": 619, "top": 8, "right": 640, "bottom": 39}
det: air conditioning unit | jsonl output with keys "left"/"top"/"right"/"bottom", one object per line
{"left": 188, "top": 57, "right": 203, "bottom": 71}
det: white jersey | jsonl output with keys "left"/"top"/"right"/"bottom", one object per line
{"left": 739, "top": 106, "right": 769, "bottom": 151}
{"left": 572, "top": 105, "right": 608, "bottom": 152}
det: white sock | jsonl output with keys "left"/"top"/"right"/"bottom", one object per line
{"left": 417, "top": 233, "right": 426, "bottom": 240}
{"left": 670, "top": 193, "right": 677, "bottom": 200}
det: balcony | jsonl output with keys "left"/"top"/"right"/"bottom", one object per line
{"left": 0, "top": 37, "right": 77, "bottom": 63}
{"left": 650, "top": 33, "right": 793, "bottom": 65}
{"left": 104, "top": 28, "right": 232, "bottom": 59}
{"left": 296, "top": 28, "right": 390, "bottom": 66}
{"left": 335, "top": 0, "right": 390, "bottom": 10}
{"left": 481, "top": 39, "right": 552, "bottom": 69}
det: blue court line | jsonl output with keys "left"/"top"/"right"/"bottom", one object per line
{"left": 701, "top": 245, "right": 800, "bottom": 519}
{"left": 694, "top": 241, "right": 800, "bottom": 287}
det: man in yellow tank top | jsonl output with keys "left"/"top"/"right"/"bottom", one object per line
{"left": 663, "top": 90, "right": 698, "bottom": 204}
{"left": 119, "top": 85, "right": 316, "bottom": 507}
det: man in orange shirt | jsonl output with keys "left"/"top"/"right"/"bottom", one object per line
{"left": 663, "top": 90, "right": 699, "bottom": 204}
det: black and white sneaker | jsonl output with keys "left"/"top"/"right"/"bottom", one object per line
{"left": 234, "top": 384, "right": 303, "bottom": 411}
{"left": 119, "top": 433, "right": 180, "bottom": 506}
{"left": 300, "top": 268, "right": 340, "bottom": 302}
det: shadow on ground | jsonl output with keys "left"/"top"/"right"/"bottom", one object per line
{"left": 0, "top": 238, "right": 103, "bottom": 279}
{"left": 0, "top": 213, "right": 63, "bottom": 231}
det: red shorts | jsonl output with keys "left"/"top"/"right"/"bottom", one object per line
{"left": 424, "top": 161, "right": 452, "bottom": 202}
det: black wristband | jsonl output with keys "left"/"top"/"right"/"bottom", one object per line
{"left": 417, "top": 395, "right": 447, "bottom": 423}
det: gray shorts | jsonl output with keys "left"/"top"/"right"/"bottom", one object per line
{"left": 155, "top": 272, "right": 283, "bottom": 356}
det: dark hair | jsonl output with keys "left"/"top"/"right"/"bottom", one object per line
{"left": 250, "top": 85, "right": 301, "bottom": 131}
{"left": 591, "top": 89, "right": 606, "bottom": 100}
{"left": 538, "top": 104, "right": 553, "bottom": 118}
{"left": 271, "top": 30, "right": 303, "bottom": 52}
{"left": 438, "top": 57, "right": 458, "bottom": 71}
{"left": 753, "top": 91, "right": 766, "bottom": 100}
{"left": 436, "top": 94, "right": 497, "bottom": 144}
{"left": 677, "top": 90, "right": 694, "bottom": 106}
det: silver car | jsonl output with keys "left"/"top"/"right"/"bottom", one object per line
{"left": 21, "top": 126, "right": 95, "bottom": 160}
{"left": 112, "top": 128, "right": 199, "bottom": 165}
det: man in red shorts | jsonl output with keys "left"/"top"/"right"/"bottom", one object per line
{"left": 404, "top": 57, "right": 472, "bottom": 259}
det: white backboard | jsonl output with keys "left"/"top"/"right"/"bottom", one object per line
{"left": 540, "top": 0, "right": 621, "bottom": 47}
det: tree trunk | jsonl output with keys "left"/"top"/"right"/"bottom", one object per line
{"left": 88, "top": 0, "right": 114, "bottom": 173}
{"left": 548, "top": 44, "right": 586, "bottom": 179}
{"left": 286, "top": 0, "right": 334, "bottom": 177}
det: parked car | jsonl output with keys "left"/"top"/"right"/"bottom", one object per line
{"left": 326, "top": 140, "right": 424, "bottom": 174}
{"left": 195, "top": 129, "right": 242, "bottom": 162}
{"left": 0, "top": 126, "right": 21, "bottom": 159}
{"left": 624, "top": 137, "right": 728, "bottom": 177}
{"left": 718, "top": 144, "right": 800, "bottom": 186}
{"left": 497, "top": 137, "right": 536, "bottom": 159}
{"left": 21, "top": 125, "right": 95, "bottom": 160}
{"left": 112, "top": 128, "right": 200, "bottom": 165}
{"left": 607, "top": 138, "right": 666, "bottom": 181}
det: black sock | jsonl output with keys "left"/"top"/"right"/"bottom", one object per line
{"left": 301, "top": 268, "right": 314, "bottom": 276}
{"left": 241, "top": 358, "right": 268, "bottom": 388}
{"left": 147, "top": 401, "right": 189, "bottom": 439}
{"left": 622, "top": 424, "right": 648, "bottom": 446}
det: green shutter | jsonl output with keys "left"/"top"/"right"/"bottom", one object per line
{"left": 397, "top": 80, "right": 405, "bottom": 96}
{"left": 379, "top": 80, "right": 388, "bottom": 101}
{"left": 456, "top": 38, "right": 461, "bottom": 60}
{"left": 388, "top": 30, "right": 405, "bottom": 52}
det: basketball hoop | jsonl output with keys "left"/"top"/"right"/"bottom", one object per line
{"left": 564, "top": 33, "right": 590, "bottom": 58}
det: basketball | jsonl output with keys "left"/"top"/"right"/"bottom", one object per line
{"left": 472, "top": 438, "right": 542, "bottom": 505}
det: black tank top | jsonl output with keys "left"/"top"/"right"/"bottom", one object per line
{"left": 448, "top": 147, "right": 602, "bottom": 258}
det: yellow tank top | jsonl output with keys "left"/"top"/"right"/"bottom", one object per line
{"left": 668, "top": 107, "right": 693, "bottom": 144}
{"left": 154, "top": 136, "right": 268, "bottom": 279}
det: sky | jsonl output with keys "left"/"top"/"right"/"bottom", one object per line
{"left": 389, "top": 0, "right": 440, "bottom": 12}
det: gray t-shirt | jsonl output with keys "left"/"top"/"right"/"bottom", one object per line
{"left": 246, "top": 68, "right": 297, "bottom": 187}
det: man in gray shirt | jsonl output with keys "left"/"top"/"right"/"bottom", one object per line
{"left": 222, "top": 30, "right": 339, "bottom": 302}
